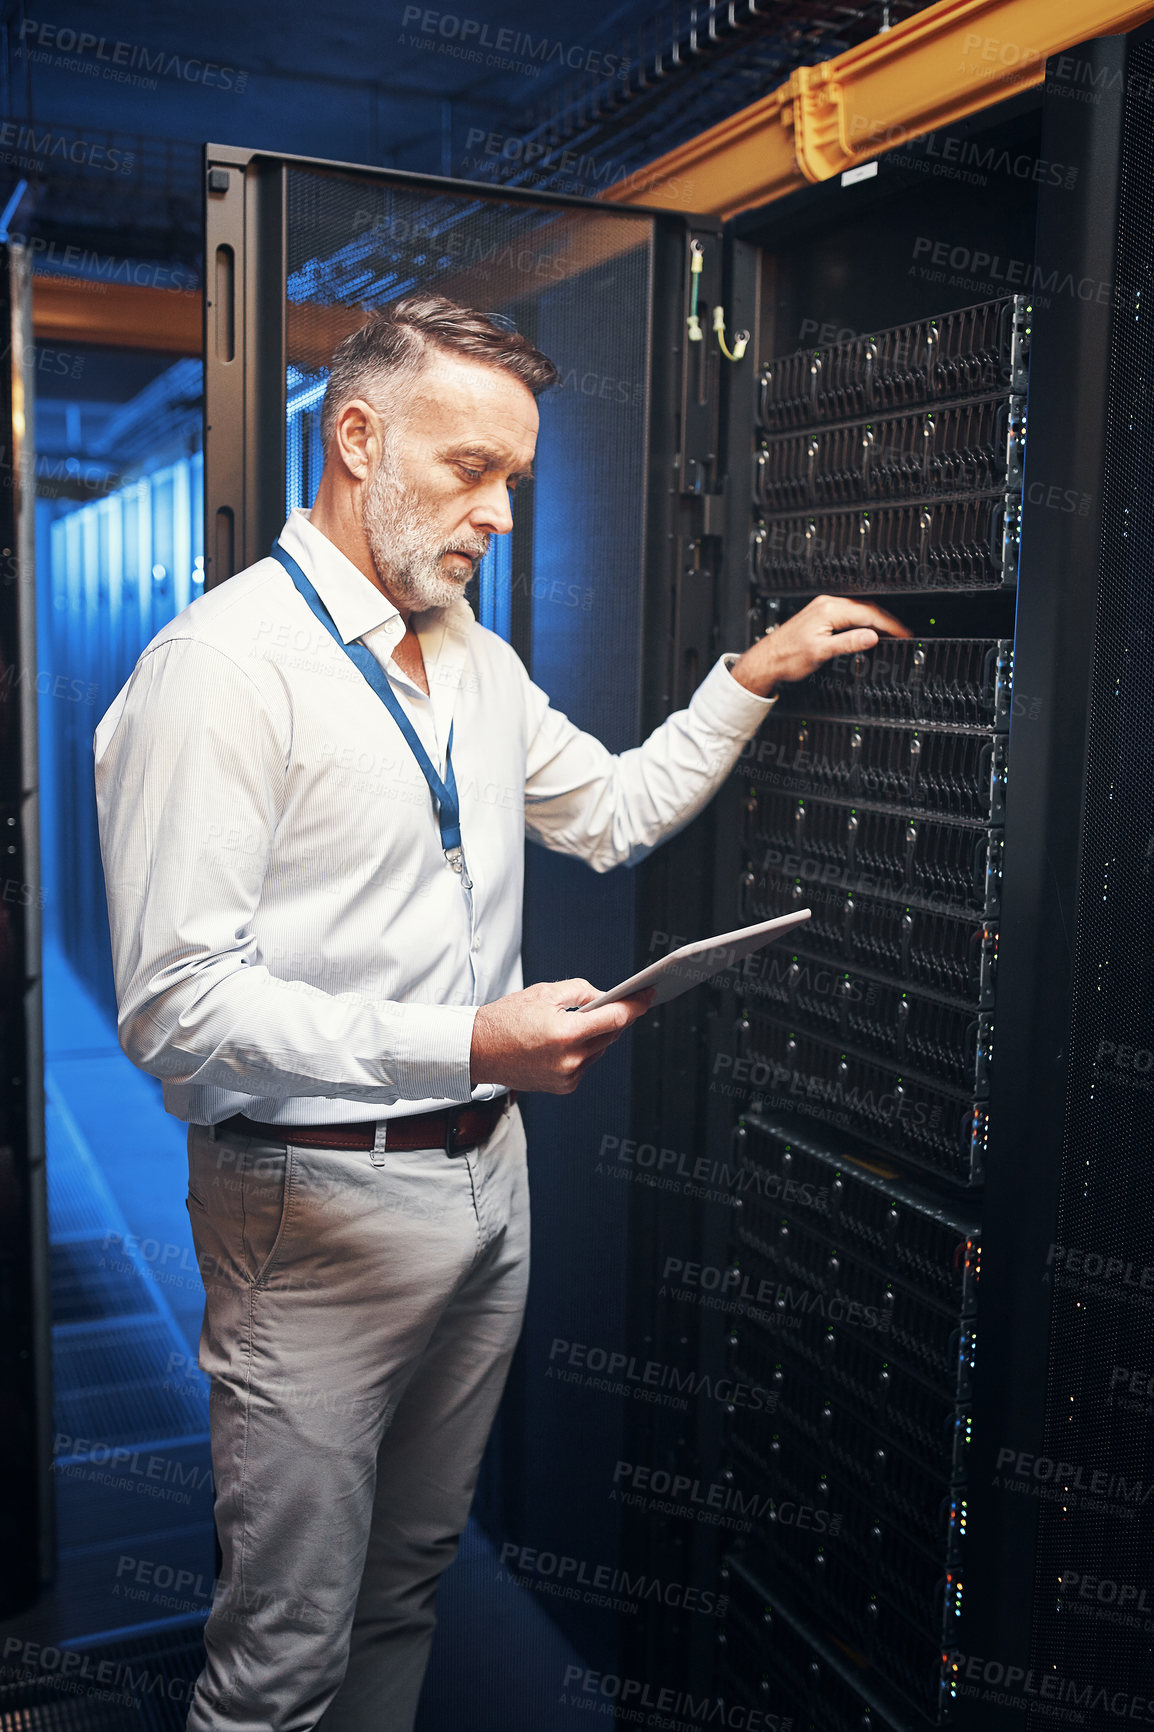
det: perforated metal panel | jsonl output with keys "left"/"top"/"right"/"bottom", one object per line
{"left": 1025, "top": 32, "right": 1154, "bottom": 1709}
{"left": 52, "top": 1318, "right": 208, "bottom": 1448}
{"left": 281, "top": 169, "right": 652, "bottom": 760}
{"left": 0, "top": 1626, "right": 207, "bottom": 1731}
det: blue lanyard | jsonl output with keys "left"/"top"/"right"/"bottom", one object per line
{"left": 270, "top": 540, "right": 468, "bottom": 875}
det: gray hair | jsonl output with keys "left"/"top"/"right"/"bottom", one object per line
{"left": 320, "top": 293, "right": 558, "bottom": 452}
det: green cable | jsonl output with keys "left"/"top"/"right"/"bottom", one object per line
{"left": 688, "top": 239, "right": 703, "bottom": 342}
{"left": 687, "top": 238, "right": 748, "bottom": 359}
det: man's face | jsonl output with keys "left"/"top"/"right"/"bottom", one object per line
{"left": 362, "top": 349, "right": 539, "bottom": 613}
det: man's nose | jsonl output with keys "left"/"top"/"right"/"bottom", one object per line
{"left": 470, "top": 476, "right": 514, "bottom": 536}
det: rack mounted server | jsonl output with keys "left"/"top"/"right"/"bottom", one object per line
{"left": 731, "top": 297, "right": 1020, "bottom": 1206}
{"left": 724, "top": 1116, "right": 978, "bottom": 1723}
{"left": 719, "top": 282, "right": 1019, "bottom": 1726}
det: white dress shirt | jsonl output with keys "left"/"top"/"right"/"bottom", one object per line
{"left": 93, "top": 508, "right": 777, "bottom": 1125}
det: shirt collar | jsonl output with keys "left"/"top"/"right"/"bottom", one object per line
{"left": 277, "top": 507, "right": 475, "bottom": 644}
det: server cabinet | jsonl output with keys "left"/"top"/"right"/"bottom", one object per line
{"left": 0, "top": 243, "right": 52, "bottom": 1612}
{"left": 205, "top": 31, "right": 1154, "bottom": 1725}
{"left": 640, "top": 31, "right": 1153, "bottom": 1732}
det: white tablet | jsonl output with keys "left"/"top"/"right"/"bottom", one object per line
{"left": 573, "top": 908, "right": 813, "bottom": 1011}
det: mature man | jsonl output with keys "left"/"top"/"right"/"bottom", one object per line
{"left": 94, "top": 294, "right": 906, "bottom": 1732}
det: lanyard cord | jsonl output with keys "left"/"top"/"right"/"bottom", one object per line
{"left": 270, "top": 540, "right": 466, "bottom": 864}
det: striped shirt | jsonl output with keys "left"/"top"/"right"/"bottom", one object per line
{"left": 93, "top": 507, "right": 776, "bottom": 1125}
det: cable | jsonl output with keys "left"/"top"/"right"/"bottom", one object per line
{"left": 713, "top": 303, "right": 749, "bottom": 362}
{"left": 688, "top": 236, "right": 748, "bottom": 359}
{"left": 688, "top": 237, "right": 704, "bottom": 342}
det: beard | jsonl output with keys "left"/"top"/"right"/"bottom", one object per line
{"left": 361, "top": 442, "right": 490, "bottom": 613}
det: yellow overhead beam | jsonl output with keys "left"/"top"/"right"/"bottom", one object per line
{"left": 600, "top": 0, "right": 1154, "bottom": 220}
{"left": 33, "top": 275, "right": 202, "bottom": 354}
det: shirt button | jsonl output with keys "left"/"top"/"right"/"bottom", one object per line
{"left": 471, "top": 937, "right": 481, "bottom": 952}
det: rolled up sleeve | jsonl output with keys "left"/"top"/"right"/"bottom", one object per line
{"left": 523, "top": 653, "right": 776, "bottom": 873}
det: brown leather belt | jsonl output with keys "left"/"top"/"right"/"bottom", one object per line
{"left": 222, "top": 1091, "right": 516, "bottom": 1157}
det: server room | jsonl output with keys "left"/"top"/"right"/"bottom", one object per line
{"left": 1, "top": 0, "right": 1153, "bottom": 1728}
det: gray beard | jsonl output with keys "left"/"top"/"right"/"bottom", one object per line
{"left": 361, "top": 446, "right": 489, "bottom": 613}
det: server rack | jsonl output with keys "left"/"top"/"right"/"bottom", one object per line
{"left": 204, "top": 32, "right": 1154, "bottom": 1727}
{"left": 622, "top": 32, "right": 1154, "bottom": 1732}
{"left": 0, "top": 243, "right": 52, "bottom": 1613}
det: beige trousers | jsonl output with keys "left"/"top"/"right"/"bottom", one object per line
{"left": 182, "top": 1100, "right": 530, "bottom": 1732}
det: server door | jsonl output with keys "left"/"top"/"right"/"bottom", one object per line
{"left": 202, "top": 148, "right": 736, "bottom": 1690}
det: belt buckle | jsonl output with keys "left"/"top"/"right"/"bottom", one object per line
{"left": 446, "top": 1094, "right": 507, "bottom": 1157}
{"left": 446, "top": 1104, "right": 469, "bottom": 1158}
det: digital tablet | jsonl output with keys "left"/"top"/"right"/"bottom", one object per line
{"left": 571, "top": 908, "right": 813, "bottom": 1011}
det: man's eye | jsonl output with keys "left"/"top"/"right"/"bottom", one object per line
{"left": 457, "top": 465, "right": 484, "bottom": 483}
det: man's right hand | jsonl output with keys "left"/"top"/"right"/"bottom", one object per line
{"left": 469, "top": 978, "right": 655, "bottom": 1095}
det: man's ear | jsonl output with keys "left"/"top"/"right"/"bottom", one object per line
{"left": 333, "top": 398, "right": 382, "bottom": 483}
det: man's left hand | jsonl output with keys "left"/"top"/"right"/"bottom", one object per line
{"left": 728, "top": 594, "right": 913, "bottom": 699}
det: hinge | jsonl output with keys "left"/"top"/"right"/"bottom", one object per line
{"left": 700, "top": 492, "right": 726, "bottom": 538}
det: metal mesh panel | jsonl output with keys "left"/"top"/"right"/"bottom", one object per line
{"left": 282, "top": 168, "right": 657, "bottom": 1646}
{"left": 52, "top": 1318, "right": 208, "bottom": 1448}
{"left": 1026, "top": 36, "right": 1154, "bottom": 1713}
{"left": 0, "top": 1626, "right": 208, "bottom": 1730}
{"left": 282, "top": 169, "right": 652, "bottom": 727}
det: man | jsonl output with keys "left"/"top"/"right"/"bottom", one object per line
{"left": 94, "top": 294, "right": 907, "bottom": 1731}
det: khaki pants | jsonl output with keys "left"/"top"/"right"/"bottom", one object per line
{"left": 183, "top": 1100, "right": 530, "bottom": 1732}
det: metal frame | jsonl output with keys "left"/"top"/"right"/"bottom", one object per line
{"left": 600, "top": 0, "right": 1154, "bottom": 219}
{"left": 202, "top": 146, "right": 287, "bottom": 588}
{"left": 202, "top": 141, "right": 685, "bottom": 586}
{"left": 0, "top": 241, "right": 52, "bottom": 1611}
{"left": 621, "top": 216, "right": 737, "bottom": 1691}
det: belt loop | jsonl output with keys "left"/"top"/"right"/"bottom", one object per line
{"left": 370, "top": 1122, "right": 388, "bottom": 1167}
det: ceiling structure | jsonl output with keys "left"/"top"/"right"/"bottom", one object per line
{"left": 0, "top": 0, "right": 936, "bottom": 275}
{"left": 4, "top": 0, "right": 935, "bottom": 489}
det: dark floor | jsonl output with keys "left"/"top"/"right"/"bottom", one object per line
{"left": 0, "top": 942, "right": 597, "bottom": 1730}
